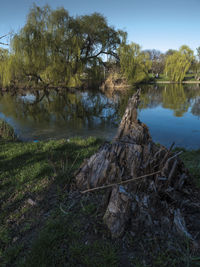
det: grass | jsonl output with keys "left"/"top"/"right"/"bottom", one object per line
{"left": 174, "top": 147, "right": 200, "bottom": 187}
{"left": 0, "top": 131, "right": 200, "bottom": 266}
{"left": 149, "top": 73, "right": 200, "bottom": 83}
{"left": 154, "top": 74, "right": 169, "bottom": 82}
{"left": 184, "top": 73, "right": 197, "bottom": 81}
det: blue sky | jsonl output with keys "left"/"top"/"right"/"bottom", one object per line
{"left": 0, "top": 0, "right": 200, "bottom": 52}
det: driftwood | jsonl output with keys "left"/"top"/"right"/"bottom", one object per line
{"left": 76, "top": 90, "right": 200, "bottom": 244}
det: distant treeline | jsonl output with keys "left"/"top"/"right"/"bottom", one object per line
{"left": 0, "top": 4, "right": 200, "bottom": 89}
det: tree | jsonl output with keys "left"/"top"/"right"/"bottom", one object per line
{"left": 194, "top": 47, "right": 200, "bottom": 79}
{"left": 118, "top": 42, "right": 151, "bottom": 84}
{"left": 0, "top": 48, "right": 8, "bottom": 86}
{"left": 165, "top": 49, "right": 176, "bottom": 56}
{"left": 143, "top": 49, "right": 165, "bottom": 75}
{"left": 197, "top": 47, "right": 200, "bottom": 62}
{"left": 7, "top": 5, "right": 124, "bottom": 88}
{"left": 164, "top": 45, "right": 194, "bottom": 82}
{"left": 11, "top": 5, "right": 52, "bottom": 85}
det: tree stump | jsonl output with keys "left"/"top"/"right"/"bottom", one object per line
{"left": 76, "top": 90, "right": 200, "bottom": 244}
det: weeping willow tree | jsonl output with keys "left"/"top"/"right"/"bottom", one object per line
{"left": 0, "top": 48, "right": 8, "bottom": 87}
{"left": 40, "top": 7, "right": 84, "bottom": 86}
{"left": 11, "top": 5, "right": 52, "bottom": 86}
{"left": 0, "top": 4, "right": 123, "bottom": 88}
{"left": 118, "top": 42, "right": 151, "bottom": 85}
{"left": 0, "top": 48, "right": 21, "bottom": 87}
{"left": 165, "top": 45, "right": 194, "bottom": 82}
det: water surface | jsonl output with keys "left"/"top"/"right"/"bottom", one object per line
{"left": 0, "top": 84, "right": 200, "bottom": 149}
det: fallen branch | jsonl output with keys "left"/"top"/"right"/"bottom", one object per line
{"left": 81, "top": 170, "right": 161, "bottom": 194}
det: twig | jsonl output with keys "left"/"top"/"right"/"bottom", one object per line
{"left": 0, "top": 34, "right": 10, "bottom": 40}
{"left": 0, "top": 34, "right": 10, "bottom": 46}
{"left": 160, "top": 142, "right": 175, "bottom": 166}
{"left": 167, "top": 151, "right": 183, "bottom": 161}
{"left": 0, "top": 42, "right": 9, "bottom": 46}
{"left": 81, "top": 170, "right": 161, "bottom": 194}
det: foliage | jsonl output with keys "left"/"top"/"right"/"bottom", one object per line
{"left": 0, "top": 48, "right": 15, "bottom": 87}
{"left": 165, "top": 45, "right": 194, "bottom": 82}
{"left": 118, "top": 42, "right": 151, "bottom": 84}
{"left": 0, "top": 5, "right": 124, "bottom": 88}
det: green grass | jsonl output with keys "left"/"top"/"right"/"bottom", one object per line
{"left": 184, "top": 73, "right": 197, "bottom": 81}
{"left": 155, "top": 74, "right": 169, "bottom": 82}
{"left": 149, "top": 73, "right": 200, "bottom": 83}
{"left": 0, "top": 134, "right": 200, "bottom": 266}
{"left": 180, "top": 149, "right": 200, "bottom": 187}
{"left": 0, "top": 136, "right": 115, "bottom": 266}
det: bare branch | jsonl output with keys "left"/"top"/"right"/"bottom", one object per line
{"left": 0, "top": 34, "right": 9, "bottom": 40}
{"left": 0, "top": 42, "right": 9, "bottom": 46}
{"left": 0, "top": 33, "right": 10, "bottom": 46}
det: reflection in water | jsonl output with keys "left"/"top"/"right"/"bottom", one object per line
{"left": 0, "top": 84, "right": 200, "bottom": 149}
{"left": 0, "top": 89, "right": 120, "bottom": 141}
{"left": 191, "top": 97, "right": 200, "bottom": 118}
{"left": 162, "top": 85, "right": 190, "bottom": 117}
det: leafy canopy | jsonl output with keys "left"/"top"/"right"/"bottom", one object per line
{"left": 118, "top": 42, "right": 151, "bottom": 84}
{"left": 1, "top": 4, "right": 124, "bottom": 87}
{"left": 165, "top": 45, "right": 194, "bottom": 82}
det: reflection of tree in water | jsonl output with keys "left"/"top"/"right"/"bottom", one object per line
{"left": 162, "top": 84, "right": 189, "bottom": 117}
{"left": 162, "top": 84, "right": 200, "bottom": 117}
{"left": 1, "top": 84, "right": 200, "bottom": 132}
{"left": 191, "top": 97, "right": 200, "bottom": 118}
{"left": 0, "top": 89, "right": 121, "bottom": 129}
{"left": 139, "top": 85, "right": 163, "bottom": 109}
{"left": 130, "top": 84, "right": 200, "bottom": 118}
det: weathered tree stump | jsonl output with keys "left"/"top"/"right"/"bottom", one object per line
{"left": 76, "top": 90, "right": 200, "bottom": 244}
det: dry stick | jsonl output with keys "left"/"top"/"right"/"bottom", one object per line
{"left": 81, "top": 170, "right": 161, "bottom": 194}
{"left": 167, "top": 151, "right": 183, "bottom": 161}
{"left": 160, "top": 141, "right": 175, "bottom": 166}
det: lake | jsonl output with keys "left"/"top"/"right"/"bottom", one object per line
{"left": 0, "top": 83, "right": 200, "bottom": 149}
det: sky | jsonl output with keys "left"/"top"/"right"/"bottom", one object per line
{"left": 0, "top": 0, "right": 200, "bottom": 53}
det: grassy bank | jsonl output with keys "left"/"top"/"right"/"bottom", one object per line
{"left": 0, "top": 135, "right": 200, "bottom": 266}
{"left": 149, "top": 73, "right": 200, "bottom": 84}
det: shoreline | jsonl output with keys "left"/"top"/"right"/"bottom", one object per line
{"left": 1, "top": 80, "right": 200, "bottom": 93}
{"left": 150, "top": 80, "right": 200, "bottom": 84}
